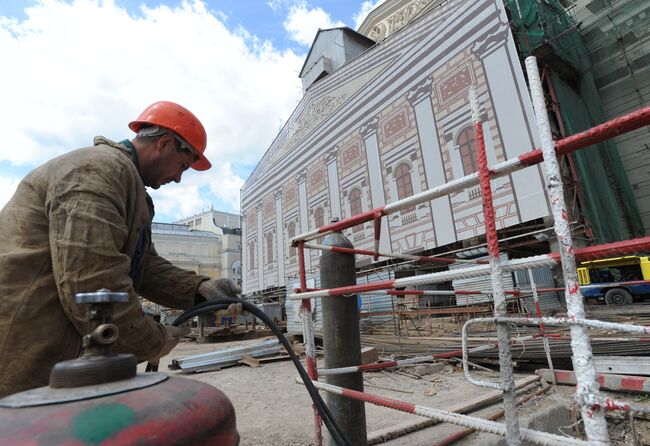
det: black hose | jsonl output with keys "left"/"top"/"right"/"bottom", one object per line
{"left": 172, "top": 298, "right": 351, "bottom": 446}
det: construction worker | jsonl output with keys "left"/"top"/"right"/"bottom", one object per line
{"left": 0, "top": 101, "right": 238, "bottom": 397}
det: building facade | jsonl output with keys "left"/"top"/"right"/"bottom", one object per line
{"left": 175, "top": 209, "right": 242, "bottom": 285}
{"left": 241, "top": 0, "right": 553, "bottom": 294}
{"left": 151, "top": 222, "right": 222, "bottom": 277}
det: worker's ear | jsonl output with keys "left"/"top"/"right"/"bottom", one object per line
{"left": 156, "top": 134, "right": 175, "bottom": 153}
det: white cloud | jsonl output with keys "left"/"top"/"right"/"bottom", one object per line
{"left": 353, "top": 0, "right": 388, "bottom": 30}
{"left": 149, "top": 161, "right": 244, "bottom": 218}
{"left": 283, "top": 2, "right": 345, "bottom": 46}
{"left": 0, "top": 177, "right": 20, "bottom": 209}
{"left": 0, "top": 0, "right": 304, "bottom": 219}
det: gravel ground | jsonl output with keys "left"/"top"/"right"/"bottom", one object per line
{"left": 140, "top": 336, "right": 596, "bottom": 446}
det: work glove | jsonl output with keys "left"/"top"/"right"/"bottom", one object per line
{"left": 198, "top": 278, "right": 242, "bottom": 300}
{"left": 198, "top": 278, "right": 246, "bottom": 317}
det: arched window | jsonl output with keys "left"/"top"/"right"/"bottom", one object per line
{"left": 349, "top": 189, "right": 363, "bottom": 232}
{"left": 315, "top": 207, "right": 324, "bottom": 244}
{"left": 288, "top": 222, "right": 296, "bottom": 257}
{"left": 457, "top": 126, "right": 478, "bottom": 175}
{"left": 395, "top": 163, "right": 414, "bottom": 212}
{"left": 266, "top": 232, "right": 274, "bottom": 263}
{"left": 248, "top": 242, "right": 255, "bottom": 271}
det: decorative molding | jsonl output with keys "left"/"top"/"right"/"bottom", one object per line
{"left": 368, "top": 0, "right": 435, "bottom": 42}
{"left": 325, "top": 146, "right": 339, "bottom": 164}
{"left": 471, "top": 21, "right": 510, "bottom": 58}
{"left": 274, "top": 187, "right": 283, "bottom": 200}
{"left": 381, "top": 107, "right": 410, "bottom": 142}
{"left": 273, "top": 93, "right": 349, "bottom": 164}
{"left": 406, "top": 76, "right": 433, "bottom": 106}
{"left": 436, "top": 64, "right": 475, "bottom": 106}
{"left": 296, "top": 168, "right": 308, "bottom": 184}
{"left": 360, "top": 115, "right": 380, "bottom": 138}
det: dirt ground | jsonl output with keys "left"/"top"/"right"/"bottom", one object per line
{"left": 141, "top": 336, "right": 650, "bottom": 445}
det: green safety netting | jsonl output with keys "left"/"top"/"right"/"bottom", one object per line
{"left": 507, "top": 0, "right": 645, "bottom": 243}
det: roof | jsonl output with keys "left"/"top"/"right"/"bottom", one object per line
{"left": 298, "top": 26, "right": 376, "bottom": 78}
{"left": 151, "top": 222, "right": 220, "bottom": 239}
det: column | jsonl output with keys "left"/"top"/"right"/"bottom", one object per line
{"left": 360, "top": 116, "right": 391, "bottom": 253}
{"left": 256, "top": 202, "right": 264, "bottom": 290}
{"left": 472, "top": 21, "right": 546, "bottom": 223}
{"left": 241, "top": 214, "right": 247, "bottom": 294}
{"left": 407, "top": 76, "right": 456, "bottom": 246}
{"left": 326, "top": 146, "right": 342, "bottom": 221}
{"left": 274, "top": 188, "right": 285, "bottom": 286}
{"left": 297, "top": 169, "right": 311, "bottom": 271}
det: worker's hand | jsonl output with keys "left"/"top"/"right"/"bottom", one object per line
{"left": 216, "top": 302, "right": 245, "bottom": 319}
{"left": 198, "top": 278, "right": 241, "bottom": 300}
{"left": 154, "top": 325, "right": 191, "bottom": 360}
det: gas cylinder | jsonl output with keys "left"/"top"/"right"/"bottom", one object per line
{"left": 0, "top": 290, "right": 239, "bottom": 446}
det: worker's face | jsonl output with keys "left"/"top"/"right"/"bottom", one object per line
{"left": 147, "top": 134, "right": 196, "bottom": 189}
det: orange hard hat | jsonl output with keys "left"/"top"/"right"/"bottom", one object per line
{"left": 129, "top": 101, "right": 211, "bottom": 171}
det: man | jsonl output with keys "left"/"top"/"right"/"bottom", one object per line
{"left": 0, "top": 101, "right": 234, "bottom": 397}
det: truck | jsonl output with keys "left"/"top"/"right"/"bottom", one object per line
{"left": 577, "top": 256, "right": 650, "bottom": 305}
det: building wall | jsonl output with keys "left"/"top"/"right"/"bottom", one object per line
{"left": 241, "top": 0, "right": 550, "bottom": 294}
{"left": 151, "top": 223, "right": 221, "bottom": 278}
{"left": 173, "top": 209, "right": 242, "bottom": 285}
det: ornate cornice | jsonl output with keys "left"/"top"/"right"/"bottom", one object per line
{"left": 359, "top": 115, "right": 380, "bottom": 139}
{"left": 296, "top": 168, "right": 308, "bottom": 184}
{"left": 471, "top": 20, "right": 510, "bottom": 58}
{"left": 407, "top": 75, "right": 433, "bottom": 106}
{"left": 325, "top": 146, "right": 339, "bottom": 164}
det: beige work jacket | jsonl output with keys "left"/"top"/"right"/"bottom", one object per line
{"left": 0, "top": 137, "right": 204, "bottom": 397}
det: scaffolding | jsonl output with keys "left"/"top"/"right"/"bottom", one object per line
{"left": 289, "top": 56, "right": 650, "bottom": 445}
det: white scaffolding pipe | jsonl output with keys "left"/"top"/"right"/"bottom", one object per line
{"left": 528, "top": 56, "right": 609, "bottom": 444}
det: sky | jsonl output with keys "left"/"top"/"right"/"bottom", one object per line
{"left": 0, "top": 0, "right": 385, "bottom": 222}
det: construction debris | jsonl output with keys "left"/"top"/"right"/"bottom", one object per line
{"left": 169, "top": 338, "right": 284, "bottom": 373}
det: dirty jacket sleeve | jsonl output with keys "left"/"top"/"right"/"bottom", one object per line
{"left": 47, "top": 155, "right": 166, "bottom": 361}
{"left": 137, "top": 245, "right": 207, "bottom": 309}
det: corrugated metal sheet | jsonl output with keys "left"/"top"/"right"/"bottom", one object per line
{"left": 358, "top": 271, "right": 394, "bottom": 335}
{"left": 450, "top": 253, "right": 514, "bottom": 305}
{"left": 513, "top": 267, "right": 563, "bottom": 312}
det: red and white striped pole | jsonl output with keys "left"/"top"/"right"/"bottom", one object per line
{"left": 298, "top": 379, "right": 588, "bottom": 446}
{"left": 288, "top": 236, "right": 650, "bottom": 300}
{"left": 469, "top": 86, "right": 521, "bottom": 445}
{"left": 297, "top": 241, "right": 322, "bottom": 446}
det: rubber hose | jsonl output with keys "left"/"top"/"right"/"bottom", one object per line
{"left": 172, "top": 298, "right": 351, "bottom": 446}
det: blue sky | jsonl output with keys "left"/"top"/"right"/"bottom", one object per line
{"left": 0, "top": 0, "right": 383, "bottom": 221}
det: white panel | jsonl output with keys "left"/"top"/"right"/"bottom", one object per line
{"left": 241, "top": 218, "right": 247, "bottom": 293}
{"left": 298, "top": 180, "right": 311, "bottom": 270}
{"left": 364, "top": 133, "right": 392, "bottom": 252}
{"left": 327, "top": 160, "right": 342, "bottom": 220}
{"left": 414, "top": 98, "right": 456, "bottom": 245}
{"left": 483, "top": 44, "right": 545, "bottom": 223}
{"left": 257, "top": 207, "right": 264, "bottom": 290}
{"left": 275, "top": 197, "right": 285, "bottom": 286}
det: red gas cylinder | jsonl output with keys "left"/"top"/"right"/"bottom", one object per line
{"left": 0, "top": 290, "right": 239, "bottom": 445}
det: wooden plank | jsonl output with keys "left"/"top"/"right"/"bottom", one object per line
{"left": 367, "top": 375, "right": 540, "bottom": 445}
{"left": 257, "top": 354, "right": 291, "bottom": 364}
{"left": 239, "top": 356, "right": 260, "bottom": 368}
